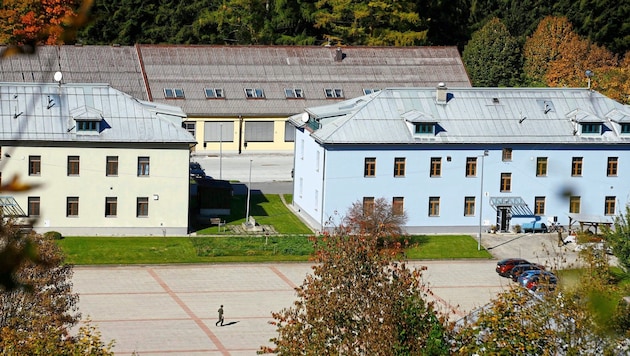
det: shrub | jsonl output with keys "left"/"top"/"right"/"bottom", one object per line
{"left": 44, "top": 231, "right": 63, "bottom": 240}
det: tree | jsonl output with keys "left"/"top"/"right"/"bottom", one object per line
{"left": 312, "top": 0, "right": 427, "bottom": 46}
{"left": 260, "top": 199, "right": 450, "bottom": 355}
{"left": 462, "top": 18, "right": 522, "bottom": 87}
{"left": 0, "top": 0, "right": 81, "bottom": 45}
{"left": 452, "top": 247, "right": 628, "bottom": 355}
{"left": 603, "top": 204, "right": 630, "bottom": 272}
{"left": 0, "top": 223, "right": 114, "bottom": 355}
{"left": 344, "top": 197, "right": 407, "bottom": 238}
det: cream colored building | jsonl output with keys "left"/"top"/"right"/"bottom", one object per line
{"left": 0, "top": 82, "right": 195, "bottom": 236}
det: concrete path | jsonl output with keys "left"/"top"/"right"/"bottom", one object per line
{"left": 72, "top": 232, "right": 589, "bottom": 355}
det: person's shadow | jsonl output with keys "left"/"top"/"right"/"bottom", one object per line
{"left": 221, "top": 321, "right": 239, "bottom": 327}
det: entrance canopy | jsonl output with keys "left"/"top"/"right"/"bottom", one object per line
{"left": 489, "top": 196, "right": 536, "bottom": 218}
{"left": 567, "top": 213, "right": 612, "bottom": 234}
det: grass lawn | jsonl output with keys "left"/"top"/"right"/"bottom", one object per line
{"left": 56, "top": 234, "right": 492, "bottom": 265}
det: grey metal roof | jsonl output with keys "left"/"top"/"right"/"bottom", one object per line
{"left": 0, "top": 45, "right": 148, "bottom": 101}
{"left": 0, "top": 82, "right": 193, "bottom": 144}
{"left": 136, "top": 45, "right": 471, "bottom": 117}
{"left": 296, "top": 87, "right": 630, "bottom": 145}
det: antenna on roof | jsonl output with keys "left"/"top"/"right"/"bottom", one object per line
{"left": 585, "top": 70, "right": 593, "bottom": 90}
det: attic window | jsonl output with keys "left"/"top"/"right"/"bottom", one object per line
{"left": 581, "top": 122, "right": 602, "bottom": 134}
{"left": 324, "top": 88, "right": 344, "bottom": 98}
{"left": 363, "top": 88, "right": 380, "bottom": 95}
{"left": 285, "top": 88, "right": 304, "bottom": 98}
{"left": 77, "top": 120, "right": 99, "bottom": 132}
{"left": 621, "top": 124, "right": 630, "bottom": 134}
{"left": 414, "top": 123, "right": 435, "bottom": 135}
{"left": 204, "top": 88, "right": 224, "bottom": 99}
{"left": 164, "top": 88, "right": 185, "bottom": 99}
{"left": 245, "top": 88, "right": 265, "bottom": 98}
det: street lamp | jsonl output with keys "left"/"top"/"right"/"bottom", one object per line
{"left": 245, "top": 159, "right": 253, "bottom": 228}
{"left": 478, "top": 150, "right": 489, "bottom": 251}
{"left": 219, "top": 123, "right": 223, "bottom": 180}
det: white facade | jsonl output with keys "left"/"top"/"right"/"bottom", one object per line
{"left": 290, "top": 87, "right": 630, "bottom": 234}
{"left": 0, "top": 83, "right": 194, "bottom": 236}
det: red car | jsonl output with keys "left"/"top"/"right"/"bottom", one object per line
{"left": 496, "top": 258, "right": 530, "bottom": 277}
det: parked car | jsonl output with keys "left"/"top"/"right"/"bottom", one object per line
{"left": 526, "top": 273, "right": 558, "bottom": 292}
{"left": 517, "top": 270, "right": 557, "bottom": 288}
{"left": 496, "top": 258, "right": 530, "bottom": 277}
{"left": 190, "top": 162, "right": 206, "bottom": 178}
{"left": 521, "top": 221, "right": 548, "bottom": 233}
{"left": 510, "top": 263, "right": 546, "bottom": 281}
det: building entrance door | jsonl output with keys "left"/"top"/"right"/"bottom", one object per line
{"left": 496, "top": 206, "right": 511, "bottom": 232}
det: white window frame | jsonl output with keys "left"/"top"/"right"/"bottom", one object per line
{"left": 204, "top": 88, "right": 224, "bottom": 98}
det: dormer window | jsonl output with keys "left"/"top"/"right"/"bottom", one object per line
{"left": 245, "top": 88, "right": 265, "bottom": 98}
{"left": 363, "top": 88, "right": 380, "bottom": 95}
{"left": 414, "top": 123, "right": 435, "bottom": 134}
{"left": 621, "top": 124, "right": 630, "bottom": 134}
{"left": 77, "top": 120, "right": 99, "bottom": 132}
{"left": 581, "top": 122, "right": 602, "bottom": 134}
{"left": 164, "top": 88, "right": 185, "bottom": 99}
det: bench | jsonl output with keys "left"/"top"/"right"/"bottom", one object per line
{"left": 210, "top": 218, "right": 226, "bottom": 232}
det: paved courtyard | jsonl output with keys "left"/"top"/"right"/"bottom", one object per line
{"left": 72, "top": 232, "right": 584, "bottom": 355}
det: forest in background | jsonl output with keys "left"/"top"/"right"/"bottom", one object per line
{"left": 0, "top": 0, "right": 628, "bottom": 102}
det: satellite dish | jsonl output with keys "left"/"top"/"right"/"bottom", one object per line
{"left": 54, "top": 71, "right": 63, "bottom": 82}
{"left": 301, "top": 112, "right": 309, "bottom": 123}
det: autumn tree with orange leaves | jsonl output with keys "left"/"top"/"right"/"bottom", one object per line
{"left": 0, "top": 0, "right": 84, "bottom": 46}
{"left": 260, "top": 199, "right": 450, "bottom": 355}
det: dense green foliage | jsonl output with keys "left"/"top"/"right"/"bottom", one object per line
{"left": 603, "top": 205, "right": 630, "bottom": 272}
{"left": 74, "top": 0, "right": 630, "bottom": 56}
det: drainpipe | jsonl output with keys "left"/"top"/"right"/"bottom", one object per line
{"left": 238, "top": 115, "right": 243, "bottom": 154}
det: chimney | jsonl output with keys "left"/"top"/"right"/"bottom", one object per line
{"left": 335, "top": 47, "right": 343, "bottom": 61}
{"left": 436, "top": 82, "right": 447, "bottom": 103}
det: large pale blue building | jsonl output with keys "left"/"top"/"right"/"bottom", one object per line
{"left": 289, "top": 85, "right": 630, "bottom": 234}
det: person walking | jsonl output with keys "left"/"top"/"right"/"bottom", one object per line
{"left": 216, "top": 305, "right": 224, "bottom": 326}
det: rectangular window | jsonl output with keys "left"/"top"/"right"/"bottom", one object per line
{"left": 363, "top": 197, "right": 375, "bottom": 216}
{"left": 572, "top": 157, "right": 583, "bottom": 176}
{"left": 182, "top": 122, "right": 196, "bottom": 138}
{"left": 77, "top": 120, "right": 99, "bottom": 132}
{"left": 500, "top": 173, "right": 512, "bottom": 192}
{"left": 464, "top": 196, "right": 475, "bottom": 216}
{"left": 466, "top": 157, "right": 478, "bottom": 177}
{"left": 106, "top": 156, "right": 118, "bottom": 176}
{"left": 66, "top": 197, "right": 79, "bottom": 217}
{"left": 581, "top": 123, "right": 602, "bottom": 134}
{"left": 534, "top": 196, "right": 545, "bottom": 215}
{"left": 67, "top": 155, "right": 80, "bottom": 176}
{"left": 502, "top": 148, "right": 512, "bottom": 161}
{"left": 137, "top": 157, "right": 150, "bottom": 176}
{"left": 536, "top": 157, "right": 547, "bottom": 177}
{"left": 569, "top": 196, "right": 581, "bottom": 214}
{"left": 245, "top": 88, "right": 265, "bottom": 98}
{"left": 28, "top": 196, "right": 40, "bottom": 217}
{"left": 414, "top": 123, "right": 434, "bottom": 134}
{"left": 607, "top": 157, "right": 618, "bottom": 176}
{"left": 164, "top": 88, "right": 185, "bottom": 98}
{"left": 204, "top": 88, "right": 224, "bottom": 98}
{"left": 363, "top": 88, "right": 380, "bottom": 95}
{"left": 428, "top": 197, "right": 440, "bottom": 217}
{"left": 284, "top": 121, "right": 295, "bottom": 142}
{"left": 605, "top": 196, "right": 616, "bottom": 215}
{"left": 430, "top": 157, "right": 442, "bottom": 177}
{"left": 204, "top": 121, "right": 234, "bottom": 143}
{"left": 244, "top": 121, "right": 274, "bottom": 142}
{"left": 621, "top": 123, "right": 630, "bottom": 134}
{"left": 392, "top": 197, "right": 404, "bottom": 216}
{"left": 29, "top": 155, "right": 41, "bottom": 176}
{"left": 394, "top": 157, "right": 406, "bottom": 177}
{"left": 284, "top": 88, "right": 304, "bottom": 98}
{"left": 324, "top": 88, "right": 344, "bottom": 98}
{"left": 364, "top": 157, "right": 376, "bottom": 177}
{"left": 136, "top": 197, "right": 149, "bottom": 217}
{"left": 105, "top": 197, "right": 117, "bottom": 217}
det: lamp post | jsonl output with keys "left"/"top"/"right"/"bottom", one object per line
{"left": 478, "top": 150, "right": 489, "bottom": 251}
{"left": 219, "top": 123, "right": 223, "bottom": 180}
{"left": 245, "top": 159, "right": 253, "bottom": 227}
